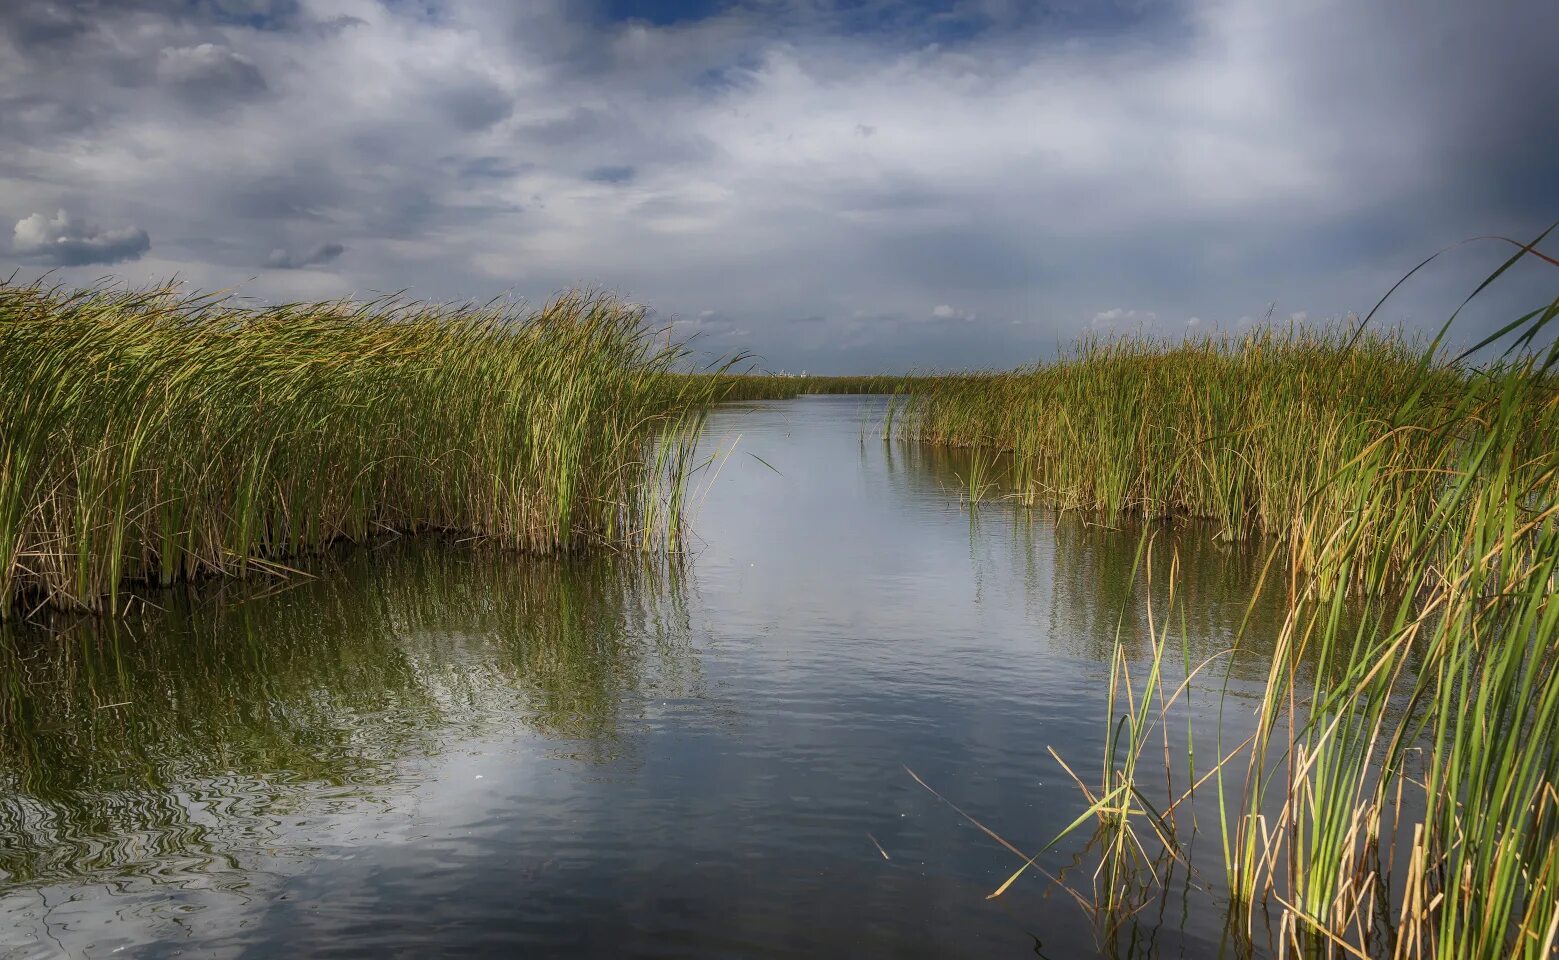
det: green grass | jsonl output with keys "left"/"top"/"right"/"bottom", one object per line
{"left": 890, "top": 326, "right": 1556, "bottom": 592}
{"left": 905, "top": 240, "right": 1559, "bottom": 957}
{"left": 697, "top": 372, "right": 935, "bottom": 401}
{"left": 0, "top": 280, "right": 719, "bottom": 618}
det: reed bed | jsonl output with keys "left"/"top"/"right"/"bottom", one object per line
{"left": 699, "top": 373, "right": 932, "bottom": 401}
{"left": 0, "top": 280, "right": 718, "bottom": 618}
{"left": 892, "top": 326, "right": 1557, "bottom": 590}
{"left": 930, "top": 244, "right": 1559, "bottom": 957}
{"left": 1046, "top": 363, "right": 1559, "bottom": 957}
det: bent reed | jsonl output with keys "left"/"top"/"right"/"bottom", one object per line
{"left": 0, "top": 280, "right": 716, "bottom": 619}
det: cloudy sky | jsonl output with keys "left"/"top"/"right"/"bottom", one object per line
{"left": 3, "top": 0, "right": 1555, "bottom": 372}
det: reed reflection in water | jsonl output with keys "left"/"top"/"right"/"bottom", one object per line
{"left": 0, "top": 544, "right": 699, "bottom": 891}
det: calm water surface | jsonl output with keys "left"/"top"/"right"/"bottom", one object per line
{"left": 1, "top": 397, "right": 1288, "bottom": 958}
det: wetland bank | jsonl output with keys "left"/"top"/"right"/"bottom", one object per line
{"left": 1, "top": 259, "right": 1557, "bottom": 959}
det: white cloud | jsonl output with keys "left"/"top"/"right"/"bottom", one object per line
{"left": 12, "top": 210, "right": 150, "bottom": 266}
{"left": 931, "top": 304, "right": 975, "bottom": 322}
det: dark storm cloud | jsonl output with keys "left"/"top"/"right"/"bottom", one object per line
{"left": 435, "top": 78, "right": 513, "bottom": 131}
{"left": 520, "top": 106, "right": 612, "bottom": 146}
{"left": 0, "top": 94, "right": 98, "bottom": 140}
{"left": 1257, "top": 0, "right": 1559, "bottom": 232}
{"left": 190, "top": 0, "right": 303, "bottom": 29}
{"left": 452, "top": 156, "right": 533, "bottom": 180}
{"left": 515, "top": 106, "right": 714, "bottom": 168}
{"left": 226, "top": 167, "right": 345, "bottom": 222}
{"left": 584, "top": 165, "right": 636, "bottom": 184}
{"left": 0, "top": 3, "right": 92, "bottom": 47}
{"left": 0, "top": 0, "right": 1552, "bottom": 370}
{"left": 157, "top": 42, "right": 269, "bottom": 110}
{"left": 5, "top": 0, "right": 304, "bottom": 30}
{"left": 871, "top": 227, "right": 1041, "bottom": 291}
{"left": 0, "top": 0, "right": 303, "bottom": 57}
{"left": 264, "top": 241, "right": 344, "bottom": 269}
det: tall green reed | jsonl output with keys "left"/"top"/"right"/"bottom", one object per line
{"left": 0, "top": 281, "right": 719, "bottom": 618}
{"left": 694, "top": 372, "right": 933, "bottom": 402}
{"left": 994, "top": 241, "right": 1559, "bottom": 958}
{"left": 890, "top": 326, "right": 1549, "bottom": 590}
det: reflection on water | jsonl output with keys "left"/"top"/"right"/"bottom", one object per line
{"left": 0, "top": 549, "right": 696, "bottom": 890}
{"left": 1, "top": 396, "right": 1304, "bottom": 959}
{"left": 883, "top": 436, "right": 1291, "bottom": 676}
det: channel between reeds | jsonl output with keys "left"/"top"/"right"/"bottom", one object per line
{"left": 0, "top": 281, "right": 718, "bottom": 618}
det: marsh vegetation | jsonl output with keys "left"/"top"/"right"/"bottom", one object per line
{"left": 701, "top": 372, "right": 933, "bottom": 402}
{"left": 883, "top": 245, "right": 1559, "bottom": 958}
{"left": 0, "top": 282, "right": 717, "bottom": 618}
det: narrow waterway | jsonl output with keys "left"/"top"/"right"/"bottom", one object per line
{"left": 1, "top": 396, "right": 1289, "bottom": 958}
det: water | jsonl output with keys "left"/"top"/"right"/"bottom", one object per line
{"left": 1, "top": 396, "right": 1289, "bottom": 959}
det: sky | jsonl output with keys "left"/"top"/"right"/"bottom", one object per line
{"left": 2, "top": 0, "right": 1555, "bottom": 373}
